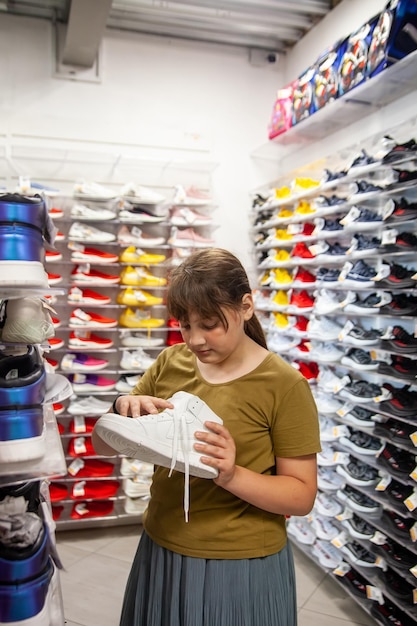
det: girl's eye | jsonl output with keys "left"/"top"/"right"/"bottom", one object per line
{"left": 203, "top": 321, "right": 219, "bottom": 330}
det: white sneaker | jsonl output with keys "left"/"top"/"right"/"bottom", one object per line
{"left": 95, "top": 391, "right": 222, "bottom": 479}
{"left": 314, "top": 289, "right": 345, "bottom": 315}
{"left": 67, "top": 395, "right": 113, "bottom": 416}
{"left": 287, "top": 517, "right": 316, "bottom": 545}
{"left": 310, "top": 514, "right": 339, "bottom": 540}
{"left": 314, "top": 492, "right": 343, "bottom": 517}
{"left": 68, "top": 222, "right": 116, "bottom": 243}
{"left": 120, "top": 332, "right": 164, "bottom": 348}
{"left": 123, "top": 476, "right": 151, "bottom": 498}
{"left": 120, "top": 457, "right": 154, "bottom": 477}
{"left": 70, "top": 203, "right": 117, "bottom": 221}
{"left": 312, "top": 539, "right": 342, "bottom": 569}
{"left": 94, "top": 391, "right": 222, "bottom": 521}
{"left": 173, "top": 184, "right": 211, "bottom": 206}
{"left": 170, "top": 207, "right": 212, "bottom": 226}
{"left": 120, "top": 349, "right": 156, "bottom": 371}
{"left": 117, "top": 225, "right": 166, "bottom": 247}
{"left": 115, "top": 374, "right": 141, "bottom": 392}
{"left": 0, "top": 297, "right": 55, "bottom": 344}
{"left": 311, "top": 342, "right": 344, "bottom": 363}
{"left": 73, "top": 181, "right": 117, "bottom": 200}
{"left": 307, "top": 316, "right": 343, "bottom": 341}
{"left": 121, "top": 182, "right": 166, "bottom": 205}
{"left": 124, "top": 495, "right": 150, "bottom": 515}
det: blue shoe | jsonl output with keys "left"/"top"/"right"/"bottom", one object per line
{"left": 0, "top": 194, "right": 49, "bottom": 288}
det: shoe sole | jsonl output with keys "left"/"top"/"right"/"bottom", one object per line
{"left": 95, "top": 413, "right": 218, "bottom": 479}
{"left": 0, "top": 262, "right": 49, "bottom": 288}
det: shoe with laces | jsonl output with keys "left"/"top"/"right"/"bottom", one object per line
{"left": 117, "top": 225, "right": 166, "bottom": 247}
{"left": 61, "top": 352, "right": 109, "bottom": 372}
{"left": 348, "top": 149, "right": 380, "bottom": 175}
{"left": 310, "top": 514, "right": 339, "bottom": 540}
{"left": 340, "top": 541, "right": 377, "bottom": 568}
{"left": 339, "top": 379, "right": 383, "bottom": 404}
{"left": 117, "top": 287, "right": 163, "bottom": 307}
{"left": 307, "top": 316, "right": 343, "bottom": 341}
{"left": 314, "top": 492, "right": 343, "bottom": 517}
{"left": 170, "top": 207, "right": 212, "bottom": 226}
{"left": 344, "top": 290, "right": 392, "bottom": 314}
{"left": 120, "top": 348, "right": 156, "bottom": 371}
{"left": 120, "top": 266, "right": 167, "bottom": 287}
{"left": 287, "top": 517, "right": 316, "bottom": 544}
{"left": 341, "top": 514, "right": 375, "bottom": 540}
{"left": 290, "top": 242, "right": 316, "bottom": 262}
{"left": 386, "top": 197, "right": 417, "bottom": 223}
{"left": 120, "top": 332, "right": 164, "bottom": 348}
{"left": 168, "top": 227, "right": 215, "bottom": 248}
{"left": 70, "top": 203, "right": 117, "bottom": 221}
{"left": 68, "top": 330, "right": 113, "bottom": 350}
{"left": 292, "top": 268, "right": 315, "bottom": 287}
{"left": 349, "top": 180, "right": 384, "bottom": 201}
{"left": 315, "top": 267, "right": 340, "bottom": 286}
{"left": 67, "top": 395, "right": 115, "bottom": 416}
{"left": 314, "top": 289, "right": 345, "bottom": 315}
{"left": 68, "top": 287, "right": 112, "bottom": 306}
{"left": 69, "top": 308, "right": 118, "bottom": 328}
{"left": 68, "top": 373, "right": 116, "bottom": 393}
{"left": 347, "top": 234, "right": 381, "bottom": 257}
{"left": 336, "top": 457, "right": 380, "bottom": 487}
{"left": 343, "top": 325, "right": 382, "bottom": 347}
{"left": 73, "top": 181, "right": 117, "bottom": 200}
{"left": 336, "top": 485, "right": 381, "bottom": 514}
{"left": 119, "top": 246, "right": 166, "bottom": 265}
{"left": 341, "top": 260, "right": 377, "bottom": 288}
{"left": 68, "top": 222, "right": 116, "bottom": 243}
{"left": 376, "top": 263, "right": 417, "bottom": 289}
{"left": 269, "top": 268, "right": 293, "bottom": 287}
{"left": 339, "top": 430, "right": 383, "bottom": 456}
{"left": 311, "top": 539, "right": 342, "bottom": 569}
{"left": 340, "top": 347, "right": 378, "bottom": 371}
{"left": 70, "top": 246, "right": 119, "bottom": 264}
{"left": 94, "top": 391, "right": 223, "bottom": 521}
{"left": 71, "top": 264, "right": 120, "bottom": 284}
{"left": 381, "top": 293, "right": 417, "bottom": 316}
{"left": 121, "top": 182, "right": 166, "bottom": 205}
{"left": 378, "top": 354, "right": 417, "bottom": 380}
{"left": 119, "top": 308, "right": 165, "bottom": 329}
{"left": 343, "top": 406, "right": 378, "bottom": 428}
{"left": 173, "top": 185, "right": 211, "bottom": 207}
{"left": 290, "top": 290, "right": 315, "bottom": 311}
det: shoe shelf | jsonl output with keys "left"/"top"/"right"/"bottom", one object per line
{"left": 0, "top": 153, "right": 219, "bottom": 531}
{"left": 251, "top": 118, "right": 417, "bottom": 624}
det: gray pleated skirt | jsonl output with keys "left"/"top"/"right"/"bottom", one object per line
{"left": 119, "top": 531, "right": 297, "bottom": 626}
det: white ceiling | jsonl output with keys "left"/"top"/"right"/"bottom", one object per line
{"left": 1, "top": 0, "right": 336, "bottom": 58}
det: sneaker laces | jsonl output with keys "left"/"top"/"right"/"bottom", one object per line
{"left": 168, "top": 409, "right": 190, "bottom": 522}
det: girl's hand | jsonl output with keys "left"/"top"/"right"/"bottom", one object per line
{"left": 114, "top": 395, "right": 174, "bottom": 418}
{"left": 194, "top": 421, "right": 236, "bottom": 486}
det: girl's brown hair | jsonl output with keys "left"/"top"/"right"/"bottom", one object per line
{"left": 167, "top": 248, "right": 267, "bottom": 349}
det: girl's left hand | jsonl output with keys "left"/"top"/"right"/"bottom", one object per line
{"left": 194, "top": 421, "right": 236, "bottom": 486}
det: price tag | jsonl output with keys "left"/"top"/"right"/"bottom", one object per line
{"left": 73, "top": 416, "right": 86, "bottom": 434}
{"left": 373, "top": 264, "right": 391, "bottom": 282}
{"left": 340, "top": 206, "right": 361, "bottom": 225}
{"left": 381, "top": 229, "right": 398, "bottom": 245}
{"left": 370, "top": 530, "right": 387, "bottom": 545}
{"left": 74, "top": 437, "right": 87, "bottom": 455}
{"left": 72, "top": 481, "right": 86, "bottom": 498}
{"left": 331, "top": 531, "right": 348, "bottom": 548}
{"left": 375, "top": 474, "right": 391, "bottom": 491}
{"left": 67, "top": 458, "right": 85, "bottom": 476}
{"left": 338, "top": 261, "right": 353, "bottom": 282}
{"left": 405, "top": 491, "right": 417, "bottom": 512}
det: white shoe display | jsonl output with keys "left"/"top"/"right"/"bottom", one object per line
{"left": 120, "top": 332, "right": 164, "bottom": 348}
{"left": 68, "top": 222, "right": 116, "bottom": 243}
{"left": 117, "top": 225, "right": 166, "bottom": 247}
{"left": 121, "top": 182, "right": 166, "bottom": 205}
{"left": 120, "top": 349, "right": 156, "bottom": 371}
{"left": 67, "top": 395, "right": 113, "bottom": 416}
{"left": 70, "top": 203, "right": 117, "bottom": 221}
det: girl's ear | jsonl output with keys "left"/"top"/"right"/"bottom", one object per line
{"left": 241, "top": 293, "right": 254, "bottom": 320}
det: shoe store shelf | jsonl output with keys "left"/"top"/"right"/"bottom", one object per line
{"left": 251, "top": 49, "right": 417, "bottom": 162}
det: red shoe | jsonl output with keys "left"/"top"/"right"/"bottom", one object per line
{"left": 293, "top": 316, "right": 310, "bottom": 334}
{"left": 57, "top": 422, "right": 65, "bottom": 435}
{"left": 49, "top": 482, "right": 69, "bottom": 502}
{"left": 299, "top": 223, "right": 315, "bottom": 237}
{"left": 52, "top": 505, "right": 64, "bottom": 521}
{"left": 49, "top": 207, "right": 64, "bottom": 219}
{"left": 67, "top": 435, "right": 96, "bottom": 457}
{"left": 293, "top": 268, "right": 316, "bottom": 286}
{"left": 70, "top": 480, "right": 120, "bottom": 500}
{"left": 69, "top": 330, "right": 114, "bottom": 350}
{"left": 69, "top": 416, "right": 97, "bottom": 434}
{"left": 55, "top": 231, "right": 65, "bottom": 241}
{"left": 295, "top": 360, "right": 319, "bottom": 381}
{"left": 45, "top": 250, "right": 63, "bottom": 262}
{"left": 71, "top": 265, "right": 120, "bottom": 284}
{"left": 51, "top": 317, "right": 61, "bottom": 328}
{"left": 70, "top": 501, "right": 114, "bottom": 520}
{"left": 68, "top": 287, "right": 112, "bottom": 306}
{"left": 167, "top": 317, "right": 181, "bottom": 328}
{"left": 67, "top": 458, "right": 115, "bottom": 478}
{"left": 44, "top": 356, "right": 59, "bottom": 370}
{"left": 48, "top": 337, "right": 65, "bottom": 350}
{"left": 166, "top": 330, "right": 184, "bottom": 346}
{"left": 69, "top": 308, "right": 118, "bottom": 328}
{"left": 290, "top": 290, "right": 315, "bottom": 310}
{"left": 53, "top": 402, "right": 65, "bottom": 415}
{"left": 291, "top": 242, "right": 315, "bottom": 260}
{"left": 70, "top": 247, "right": 119, "bottom": 264}
{"left": 47, "top": 272, "right": 63, "bottom": 285}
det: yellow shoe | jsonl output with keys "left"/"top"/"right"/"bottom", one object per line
{"left": 277, "top": 208, "right": 293, "bottom": 220}
{"left": 271, "top": 312, "right": 289, "bottom": 328}
{"left": 259, "top": 271, "right": 271, "bottom": 286}
{"left": 295, "top": 201, "right": 315, "bottom": 215}
{"left": 275, "top": 228, "right": 293, "bottom": 241}
{"left": 292, "top": 177, "right": 320, "bottom": 192}
{"left": 274, "top": 186, "right": 291, "bottom": 199}
{"left": 271, "top": 268, "right": 293, "bottom": 285}
{"left": 119, "top": 246, "right": 166, "bottom": 265}
{"left": 117, "top": 288, "right": 163, "bottom": 307}
{"left": 119, "top": 307, "right": 165, "bottom": 329}
{"left": 120, "top": 266, "right": 167, "bottom": 287}
{"left": 272, "top": 290, "right": 289, "bottom": 307}
{"left": 273, "top": 249, "right": 291, "bottom": 263}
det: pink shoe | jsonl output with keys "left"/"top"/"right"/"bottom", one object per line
{"left": 173, "top": 185, "right": 211, "bottom": 206}
{"left": 170, "top": 207, "right": 212, "bottom": 226}
{"left": 168, "top": 227, "right": 215, "bottom": 248}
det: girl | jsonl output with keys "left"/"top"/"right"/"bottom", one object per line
{"left": 93, "top": 247, "right": 320, "bottom": 626}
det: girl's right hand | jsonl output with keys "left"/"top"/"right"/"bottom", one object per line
{"left": 113, "top": 394, "right": 174, "bottom": 418}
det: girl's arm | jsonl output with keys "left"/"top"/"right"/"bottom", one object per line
{"left": 194, "top": 421, "right": 318, "bottom": 516}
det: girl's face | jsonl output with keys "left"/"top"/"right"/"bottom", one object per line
{"left": 179, "top": 297, "right": 253, "bottom": 365}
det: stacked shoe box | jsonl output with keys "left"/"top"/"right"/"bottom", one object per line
{"left": 0, "top": 192, "right": 77, "bottom": 625}
{"left": 252, "top": 135, "right": 417, "bottom": 624}
{"left": 18, "top": 178, "right": 217, "bottom": 527}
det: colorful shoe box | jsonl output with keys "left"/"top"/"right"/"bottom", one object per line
{"left": 313, "top": 37, "right": 347, "bottom": 112}
{"left": 367, "top": 0, "right": 417, "bottom": 78}
{"left": 292, "top": 66, "right": 316, "bottom": 125}
{"left": 268, "top": 82, "right": 295, "bottom": 139}
{"left": 338, "top": 14, "right": 380, "bottom": 96}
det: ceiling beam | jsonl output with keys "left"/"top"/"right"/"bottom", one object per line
{"left": 61, "top": 0, "right": 112, "bottom": 67}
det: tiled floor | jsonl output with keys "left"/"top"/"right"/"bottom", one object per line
{"left": 56, "top": 525, "right": 376, "bottom": 626}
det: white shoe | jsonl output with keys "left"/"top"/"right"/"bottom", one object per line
{"left": 120, "top": 349, "right": 156, "bottom": 371}
{"left": 115, "top": 374, "right": 142, "bottom": 392}
{"left": 0, "top": 298, "right": 55, "bottom": 344}
{"left": 287, "top": 517, "right": 316, "bottom": 545}
{"left": 117, "top": 225, "right": 166, "bottom": 247}
{"left": 123, "top": 476, "right": 151, "bottom": 498}
{"left": 94, "top": 391, "right": 221, "bottom": 479}
{"left": 67, "top": 395, "right": 113, "bottom": 416}
{"left": 70, "top": 203, "right": 117, "bottom": 221}
{"left": 170, "top": 207, "right": 212, "bottom": 226}
{"left": 173, "top": 184, "right": 211, "bottom": 206}
{"left": 120, "top": 457, "right": 154, "bottom": 477}
{"left": 120, "top": 332, "right": 164, "bottom": 348}
{"left": 121, "top": 182, "right": 166, "bottom": 205}
{"left": 68, "top": 222, "right": 116, "bottom": 243}
{"left": 73, "top": 181, "right": 117, "bottom": 200}
{"left": 94, "top": 391, "right": 222, "bottom": 521}
{"left": 124, "top": 495, "right": 150, "bottom": 515}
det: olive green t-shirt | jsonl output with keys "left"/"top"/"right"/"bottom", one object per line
{"left": 131, "top": 343, "right": 320, "bottom": 559}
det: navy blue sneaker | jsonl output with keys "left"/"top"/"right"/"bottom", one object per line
{"left": 348, "top": 234, "right": 380, "bottom": 256}
{"left": 349, "top": 180, "right": 384, "bottom": 201}
{"left": 342, "top": 260, "right": 377, "bottom": 288}
{"left": 348, "top": 149, "right": 380, "bottom": 175}
{"left": 0, "top": 193, "right": 50, "bottom": 288}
